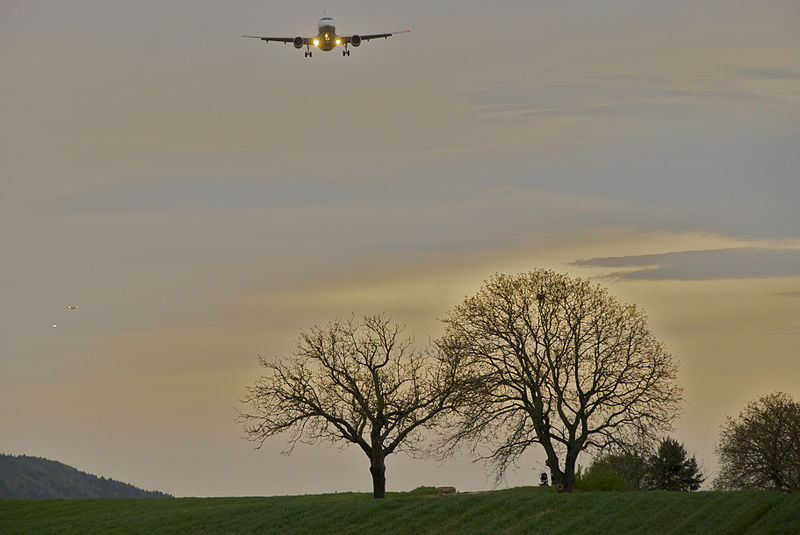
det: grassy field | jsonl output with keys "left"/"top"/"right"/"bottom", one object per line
{"left": 1, "top": 486, "right": 799, "bottom": 534}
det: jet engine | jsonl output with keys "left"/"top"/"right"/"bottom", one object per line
{"left": 351, "top": 35, "right": 362, "bottom": 47}
{"left": 293, "top": 36, "right": 304, "bottom": 49}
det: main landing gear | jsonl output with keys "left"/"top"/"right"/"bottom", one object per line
{"left": 305, "top": 45, "right": 312, "bottom": 58}
{"left": 342, "top": 45, "right": 351, "bottom": 56}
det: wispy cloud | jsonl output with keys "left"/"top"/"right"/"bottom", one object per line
{"left": 765, "top": 326, "right": 800, "bottom": 336}
{"left": 471, "top": 76, "right": 774, "bottom": 120}
{"left": 573, "top": 248, "right": 800, "bottom": 281}
{"left": 737, "top": 67, "right": 800, "bottom": 80}
{"left": 777, "top": 291, "right": 800, "bottom": 298}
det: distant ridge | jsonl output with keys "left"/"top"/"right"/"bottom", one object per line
{"left": 0, "top": 454, "right": 172, "bottom": 499}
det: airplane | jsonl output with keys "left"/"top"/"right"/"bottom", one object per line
{"left": 243, "top": 15, "right": 409, "bottom": 57}
{"left": 67, "top": 305, "right": 79, "bottom": 310}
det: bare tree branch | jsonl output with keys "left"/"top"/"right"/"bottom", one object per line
{"left": 237, "top": 314, "right": 463, "bottom": 498}
{"left": 714, "top": 392, "right": 800, "bottom": 492}
{"left": 437, "top": 270, "right": 682, "bottom": 492}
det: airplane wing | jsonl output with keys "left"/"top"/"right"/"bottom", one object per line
{"left": 343, "top": 30, "right": 410, "bottom": 43}
{"left": 242, "top": 35, "right": 312, "bottom": 44}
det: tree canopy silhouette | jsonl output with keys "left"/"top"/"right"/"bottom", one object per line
{"left": 239, "top": 315, "right": 462, "bottom": 498}
{"left": 645, "top": 438, "right": 703, "bottom": 491}
{"left": 715, "top": 391, "right": 800, "bottom": 492}
{"left": 438, "top": 270, "right": 682, "bottom": 492}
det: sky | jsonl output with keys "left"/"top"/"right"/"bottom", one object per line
{"left": 1, "top": 0, "right": 798, "bottom": 496}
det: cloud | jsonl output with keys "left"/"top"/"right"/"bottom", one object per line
{"left": 470, "top": 76, "right": 774, "bottom": 121}
{"left": 573, "top": 247, "right": 800, "bottom": 281}
{"left": 765, "top": 326, "right": 800, "bottom": 336}
{"left": 777, "top": 291, "right": 800, "bottom": 298}
{"left": 737, "top": 67, "right": 800, "bottom": 80}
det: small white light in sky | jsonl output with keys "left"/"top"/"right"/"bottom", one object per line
{"left": 51, "top": 324, "right": 57, "bottom": 328}
{"left": 67, "top": 305, "right": 79, "bottom": 310}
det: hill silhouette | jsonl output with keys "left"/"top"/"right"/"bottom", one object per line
{"left": 0, "top": 454, "right": 172, "bottom": 499}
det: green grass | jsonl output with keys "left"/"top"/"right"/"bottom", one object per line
{"left": 1, "top": 487, "right": 798, "bottom": 534}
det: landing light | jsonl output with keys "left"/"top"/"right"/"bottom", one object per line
{"left": 313, "top": 39, "right": 319, "bottom": 47}
{"left": 335, "top": 38, "right": 341, "bottom": 45}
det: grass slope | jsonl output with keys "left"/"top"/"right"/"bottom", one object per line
{"left": 1, "top": 487, "right": 798, "bottom": 534}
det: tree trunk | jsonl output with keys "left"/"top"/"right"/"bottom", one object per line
{"left": 542, "top": 437, "right": 575, "bottom": 493}
{"left": 370, "top": 458, "right": 386, "bottom": 499}
{"left": 546, "top": 452, "right": 578, "bottom": 493}
{"left": 549, "top": 469, "right": 576, "bottom": 493}
{"left": 560, "top": 450, "right": 579, "bottom": 493}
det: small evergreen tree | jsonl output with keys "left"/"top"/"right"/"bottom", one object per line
{"left": 646, "top": 438, "right": 703, "bottom": 491}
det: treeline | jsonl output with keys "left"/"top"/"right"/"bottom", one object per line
{"left": 0, "top": 454, "right": 172, "bottom": 499}
{"left": 240, "top": 269, "right": 800, "bottom": 498}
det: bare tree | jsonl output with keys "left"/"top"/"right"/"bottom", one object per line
{"left": 238, "top": 315, "right": 461, "bottom": 499}
{"left": 438, "top": 270, "right": 682, "bottom": 492}
{"left": 714, "top": 392, "right": 800, "bottom": 492}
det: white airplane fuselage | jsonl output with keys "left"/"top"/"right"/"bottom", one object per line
{"left": 315, "top": 16, "right": 340, "bottom": 51}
